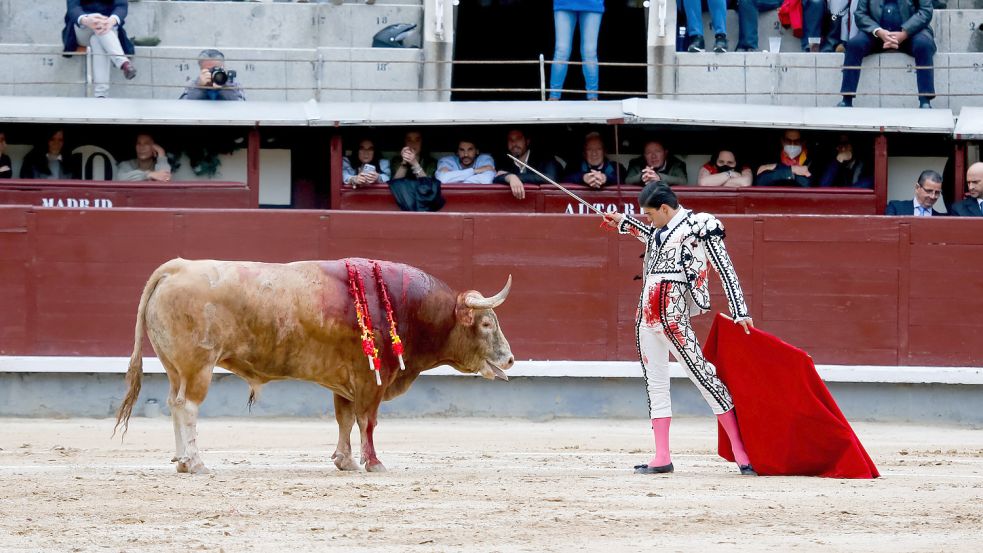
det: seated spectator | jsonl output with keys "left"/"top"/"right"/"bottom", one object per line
{"left": 0, "top": 132, "right": 11, "bottom": 179}
{"left": 567, "top": 132, "right": 623, "bottom": 188}
{"left": 436, "top": 139, "right": 495, "bottom": 184}
{"left": 342, "top": 139, "right": 391, "bottom": 188}
{"left": 755, "top": 130, "right": 813, "bottom": 187}
{"left": 736, "top": 0, "right": 782, "bottom": 51}
{"left": 801, "top": 0, "right": 830, "bottom": 52}
{"left": 20, "top": 129, "right": 78, "bottom": 179}
{"left": 117, "top": 133, "right": 171, "bottom": 182}
{"left": 818, "top": 134, "right": 873, "bottom": 188}
{"left": 180, "top": 49, "right": 245, "bottom": 101}
{"left": 886, "top": 170, "right": 944, "bottom": 215}
{"left": 682, "top": 0, "right": 729, "bottom": 52}
{"left": 62, "top": 0, "right": 136, "bottom": 98}
{"left": 837, "top": 0, "right": 935, "bottom": 108}
{"left": 951, "top": 162, "right": 983, "bottom": 217}
{"left": 697, "top": 149, "right": 753, "bottom": 187}
{"left": 625, "top": 140, "right": 687, "bottom": 186}
{"left": 493, "top": 129, "right": 562, "bottom": 200}
{"left": 390, "top": 130, "right": 438, "bottom": 180}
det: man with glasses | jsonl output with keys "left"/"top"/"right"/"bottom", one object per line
{"left": 755, "top": 129, "right": 813, "bottom": 187}
{"left": 886, "top": 170, "right": 944, "bottom": 215}
{"left": 951, "top": 162, "right": 983, "bottom": 217}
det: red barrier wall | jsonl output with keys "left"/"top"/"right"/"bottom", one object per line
{"left": 1, "top": 206, "right": 979, "bottom": 366}
{"left": 0, "top": 179, "right": 253, "bottom": 209}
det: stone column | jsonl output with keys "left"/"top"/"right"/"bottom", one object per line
{"left": 422, "top": 0, "right": 454, "bottom": 102}
{"left": 647, "top": 0, "right": 678, "bottom": 99}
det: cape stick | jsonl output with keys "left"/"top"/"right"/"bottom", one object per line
{"left": 506, "top": 154, "right": 606, "bottom": 215}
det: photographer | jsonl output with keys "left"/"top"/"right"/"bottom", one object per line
{"left": 179, "top": 49, "right": 245, "bottom": 101}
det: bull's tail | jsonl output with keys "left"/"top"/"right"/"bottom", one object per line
{"left": 113, "top": 260, "right": 176, "bottom": 437}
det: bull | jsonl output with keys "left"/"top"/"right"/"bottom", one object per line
{"left": 114, "top": 258, "right": 514, "bottom": 474}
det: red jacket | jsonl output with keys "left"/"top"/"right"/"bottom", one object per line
{"left": 778, "top": 0, "right": 804, "bottom": 38}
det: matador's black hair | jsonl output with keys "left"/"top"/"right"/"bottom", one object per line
{"left": 638, "top": 182, "right": 679, "bottom": 209}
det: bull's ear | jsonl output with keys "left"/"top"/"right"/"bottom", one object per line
{"left": 454, "top": 293, "right": 475, "bottom": 326}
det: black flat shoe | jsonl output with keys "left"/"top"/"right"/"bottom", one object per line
{"left": 634, "top": 462, "right": 674, "bottom": 474}
{"left": 836, "top": 100, "right": 853, "bottom": 108}
{"left": 739, "top": 464, "right": 758, "bottom": 476}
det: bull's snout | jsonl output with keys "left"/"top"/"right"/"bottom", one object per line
{"left": 504, "top": 355, "right": 515, "bottom": 370}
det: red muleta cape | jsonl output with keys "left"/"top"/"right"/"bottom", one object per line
{"left": 704, "top": 314, "right": 879, "bottom": 478}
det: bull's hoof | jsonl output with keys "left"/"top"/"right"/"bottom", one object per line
{"left": 365, "top": 461, "right": 388, "bottom": 473}
{"left": 175, "top": 457, "right": 210, "bottom": 474}
{"left": 331, "top": 452, "right": 359, "bottom": 471}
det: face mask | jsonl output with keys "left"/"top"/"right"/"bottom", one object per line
{"left": 716, "top": 164, "right": 734, "bottom": 171}
{"left": 784, "top": 145, "right": 802, "bottom": 158}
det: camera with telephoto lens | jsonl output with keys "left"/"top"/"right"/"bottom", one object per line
{"left": 209, "top": 67, "right": 236, "bottom": 86}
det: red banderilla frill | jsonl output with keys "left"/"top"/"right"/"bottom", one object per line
{"left": 372, "top": 262, "right": 406, "bottom": 371}
{"left": 345, "top": 261, "right": 382, "bottom": 386}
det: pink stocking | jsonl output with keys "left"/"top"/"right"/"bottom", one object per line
{"left": 717, "top": 409, "right": 751, "bottom": 466}
{"left": 648, "top": 417, "right": 672, "bottom": 467}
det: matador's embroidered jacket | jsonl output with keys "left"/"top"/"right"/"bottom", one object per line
{"left": 618, "top": 208, "right": 750, "bottom": 321}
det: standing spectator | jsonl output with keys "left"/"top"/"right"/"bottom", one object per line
{"left": 180, "top": 49, "right": 245, "bottom": 101}
{"left": 566, "top": 132, "right": 623, "bottom": 188}
{"left": 390, "top": 130, "right": 438, "bottom": 180}
{"left": 697, "top": 149, "right": 753, "bottom": 187}
{"left": 342, "top": 139, "right": 391, "bottom": 188}
{"left": 436, "top": 139, "right": 496, "bottom": 184}
{"left": 62, "top": 0, "right": 137, "bottom": 98}
{"left": 493, "top": 129, "right": 562, "bottom": 200}
{"left": 20, "top": 129, "right": 78, "bottom": 180}
{"left": 625, "top": 140, "right": 688, "bottom": 186}
{"left": 548, "top": 0, "right": 604, "bottom": 100}
{"left": 0, "top": 132, "right": 12, "bottom": 179}
{"left": 683, "top": 0, "right": 729, "bottom": 52}
{"left": 117, "top": 133, "right": 171, "bottom": 182}
{"left": 736, "top": 0, "right": 783, "bottom": 51}
{"left": 885, "top": 170, "right": 943, "bottom": 215}
{"left": 836, "top": 0, "right": 935, "bottom": 108}
{"left": 951, "top": 162, "right": 983, "bottom": 217}
{"left": 755, "top": 129, "right": 813, "bottom": 187}
{"left": 818, "top": 134, "right": 873, "bottom": 188}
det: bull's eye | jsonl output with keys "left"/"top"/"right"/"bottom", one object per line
{"left": 481, "top": 321, "right": 494, "bottom": 329}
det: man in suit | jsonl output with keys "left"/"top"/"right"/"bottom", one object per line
{"left": 62, "top": 0, "right": 136, "bottom": 98}
{"left": 493, "top": 129, "right": 562, "bottom": 200}
{"left": 836, "top": 0, "right": 936, "bottom": 108}
{"left": 951, "top": 162, "right": 983, "bottom": 216}
{"left": 886, "top": 169, "right": 944, "bottom": 215}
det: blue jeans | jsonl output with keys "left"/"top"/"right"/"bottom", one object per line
{"left": 550, "top": 10, "right": 603, "bottom": 100}
{"left": 840, "top": 29, "right": 936, "bottom": 99}
{"left": 683, "top": 0, "right": 727, "bottom": 38}
{"left": 801, "top": 0, "right": 826, "bottom": 50}
{"left": 736, "top": 0, "right": 782, "bottom": 50}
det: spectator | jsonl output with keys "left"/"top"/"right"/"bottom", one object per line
{"left": 436, "top": 139, "right": 496, "bottom": 184}
{"left": 755, "top": 130, "right": 813, "bottom": 187}
{"left": 625, "top": 140, "right": 688, "bottom": 186}
{"left": 548, "top": 0, "right": 604, "bottom": 100}
{"left": 20, "top": 129, "right": 78, "bottom": 179}
{"left": 117, "top": 133, "right": 171, "bottom": 182}
{"left": 951, "top": 162, "right": 983, "bottom": 217}
{"left": 818, "top": 134, "right": 873, "bottom": 188}
{"left": 885, "top": 170, "right": 943, "bottom": 215}
{"left": 493, "top": 129, "right": 562, "bottom": 200}
{"left": 0, "top": 132, "right": 11, "bottom": 179}
{"left": 697, "top": 149, "right": 753, "bottom": 187}
{"left": 180, "top": 49, "right": 245, "bottom": 101}
{"left": 736, "top": 0, "right": 782, "bottom": 51}
{"left": 342, "top": 139, "right": 391, "bottom": 188}
{"left": 566, "top": 132, "right": 623, "bottom": 188}
{"left": 683, "top": 0, "right": 729, "bottom": 52}
{"left": 62, "top": 0, "right": 136, "bottom": 98}
{"left": 390, "top": 131, "right": 437, "bottom": 180}
{"left": 837, "top": 0, "right": 935, "bottom": 108}
{"left": 801, "top": 0, "right": 829, "bottom": 51}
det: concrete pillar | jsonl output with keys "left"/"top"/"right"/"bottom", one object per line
{"left": 422, "top": 0, "right": 454, "bottom": 102}
{"left": 647, "top": 0, "right": 678, "bottom": 99}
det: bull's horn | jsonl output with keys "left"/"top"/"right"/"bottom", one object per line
{"left": 465, "top": 275, "right": 512, "bottom": 309}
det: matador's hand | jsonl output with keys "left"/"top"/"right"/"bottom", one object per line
{"left": 737, "top": 318, "right": 754, "bottom": 335}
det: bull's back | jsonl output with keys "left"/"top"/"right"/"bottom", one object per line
{"left": 145, "top": 259, "right": 355, "bottom": 383}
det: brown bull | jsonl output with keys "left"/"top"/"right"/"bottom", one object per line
{"left": 114, "top": 258, "right": 514, "bottom": 473}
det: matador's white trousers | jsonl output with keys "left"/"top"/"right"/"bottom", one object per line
{"left": 637, "top": 280, "right": 734, "bottom": 418}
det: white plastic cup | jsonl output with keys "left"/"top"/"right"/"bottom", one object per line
{"left": 769, "top": 37, "right": 782, "bottom": 53}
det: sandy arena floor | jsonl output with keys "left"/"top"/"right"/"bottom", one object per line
{"left": 0, "top": 417, "right": 981, "bottom": 552}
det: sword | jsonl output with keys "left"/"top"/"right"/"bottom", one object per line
{"left": 506, "top": 154, "right": 605, "bottom": 216}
